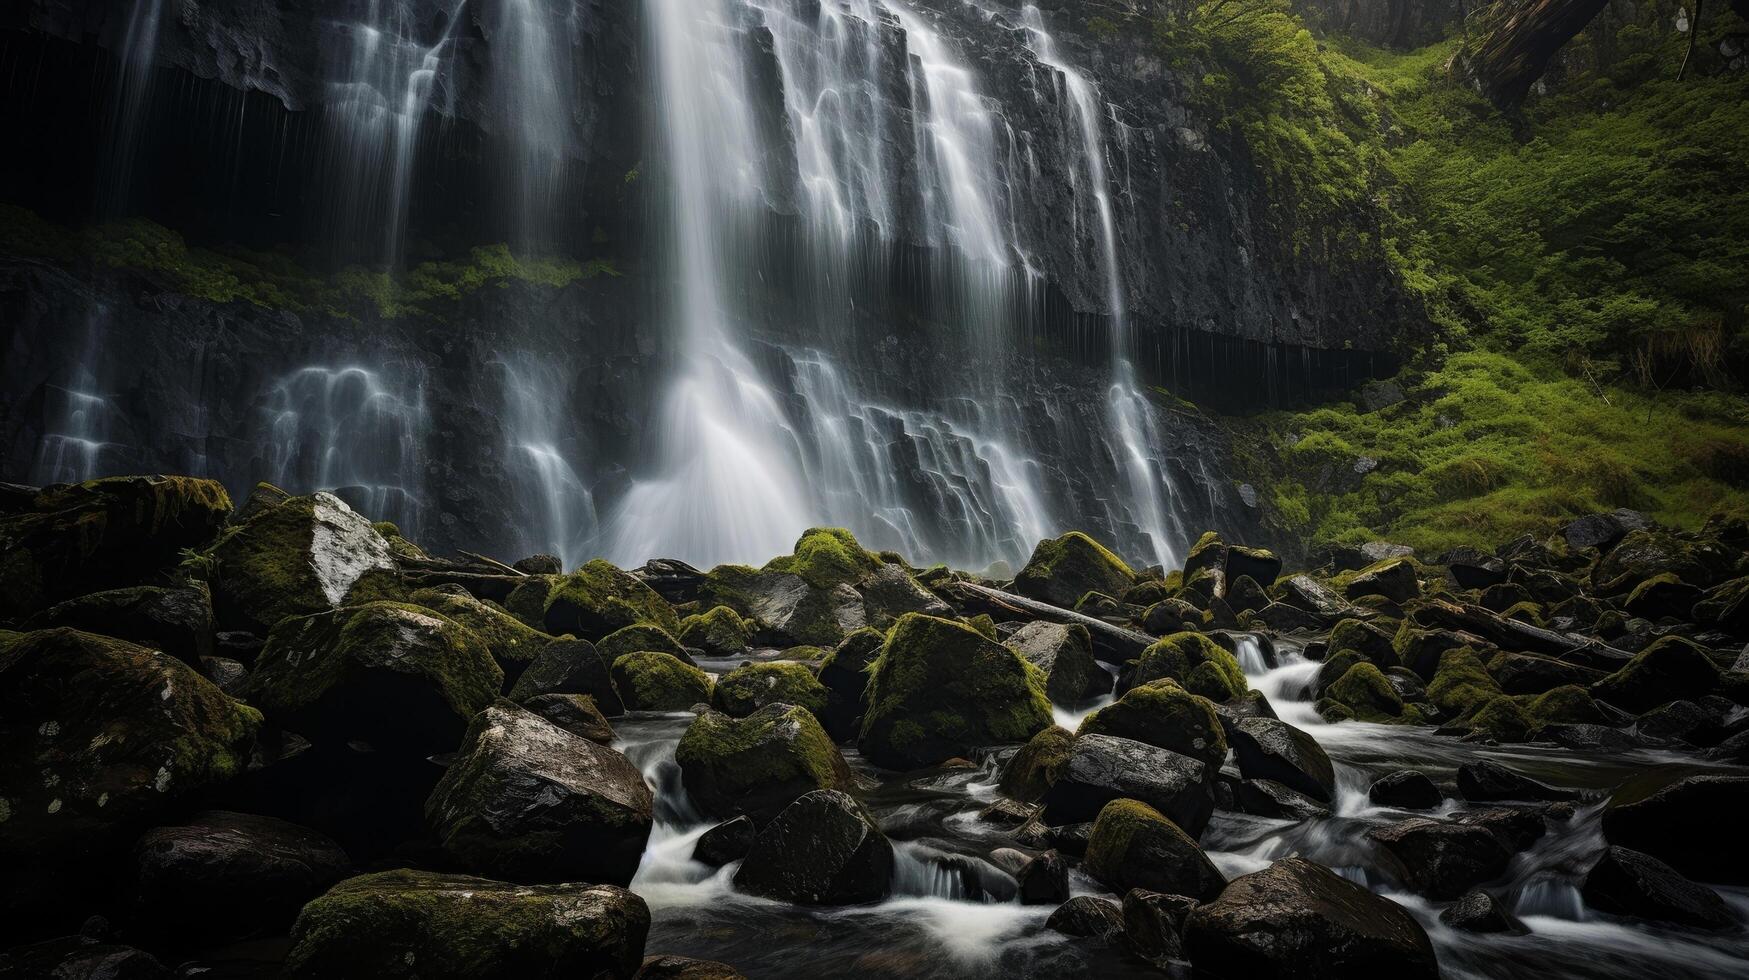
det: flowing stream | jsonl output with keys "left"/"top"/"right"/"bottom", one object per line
{"left": 611, "top": 642, "right": 1749, "bottom": 978}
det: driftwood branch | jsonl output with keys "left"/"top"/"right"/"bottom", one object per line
{"left": 945, "top": 581, "right": 1155, "bottom": 666}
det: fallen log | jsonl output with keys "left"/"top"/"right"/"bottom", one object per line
{"left": 945, "top": 581, "right": 1155, "bottom": 665}
{"left": 1413, "top": 598, "right": 1635, "bottom": 667}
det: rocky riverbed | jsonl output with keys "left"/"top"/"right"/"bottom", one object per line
{"left": 2, "top": 475, "right": 1748, "bottom": 978}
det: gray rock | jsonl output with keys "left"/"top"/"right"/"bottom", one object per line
{"left": 1225, "top": 716, "right": 1335, "bottom": 802}
{"left": 1439, "top": 889, "right": 1524, "bottom": 934}
{"left": 1006, "top": 621, "right": 1109, "bottom": 704}
{"left": 1367, "top": 818, "right": 1513, "bottom": 900}
{"left": 1583, "top": 845, "right": 1734, "bottom": 929}
{"left": 733, "top": 790, "right": 893, "bottom": 905}
{"left": 507, "top": 638, "right": 623, "bottom": 715}
{"left": 1042, "top": 734, "right": 1214, "bottom": 835}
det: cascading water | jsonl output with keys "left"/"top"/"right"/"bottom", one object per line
{"left": 265, "top": 366, "right": 427, "bottom": 535}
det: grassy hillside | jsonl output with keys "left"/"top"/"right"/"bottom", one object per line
{"left": 1148, "top": 0, "right": 1749, "bottom": 554}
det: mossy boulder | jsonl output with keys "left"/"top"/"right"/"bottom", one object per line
{"left": 544, "top": 560, "right": 679, "bottom": 641}
{"left": 244, "top": 602, "right": 502, "bottom": 755}
{"left": 1462, "top": 696, "right": 1534, "bottom": 742}
{"left": 609, "top": 651, "right": 712, "bottom": 711}
{"left": 710, "top": 661, "right": 828, "bottom": 719}
{"left": 1321, "top": 663, "right": 1417, "bottom": 723}
{"left": 1621, "top": 572, "right": 1702, "bottom": 621}
{"left": 426, "top": 702, "right": 652, "bottom": 886}
{"left": 999, "top": 725, "right": 1075, "bottom": 803}
{"left": 1084, "top": 799, "right": 1226, "bottom": 900}
{"left": 1328, "top": 618, "right": 1399, "bottom": 669}
{"left": 503, "top": 574, "right": 560, "bottom": 630}
{"left": 1344, "top": 558, "right": 1421, "bottom": 603}
{"left": 1694, "top": 576, "right": 1749, "bottom": 637}
{"left": 1078, "top": 679, "right": 1227, "bottom": 769}
{"left": 761, "top": 527, "right": 883, "bottom": 589}
{"left": 409, "top": 586, "right": 554, "bottom": 683}
{"left": 815, "top": 627, "right": 884, "bottom": 742}
{"left": 0, "top": 629, "right": 260, "bottom": 868}
{"left": 507, "top": 637, "right": 624, "bottom": 715}
{"left": 1591, "top": 635, "right": 1722, "bottom": 713}
{"left": 1013, "top": 531, "right": 1137, "bottom": 609}
{"left": 1224, "top": 546, "right": 1282, "bottom": 591}
{"left": 205, "top": 491, "right": 396, "bottom": 635}
{"left": 1124, "top": 632, "right": 1247, "bottom": 702}
{"left": 1524, "top": 685, "right": 1607, "bottom": 728}
{"left": 24, "top": 583, "right": 214, "bottom": 664}
{"left": 1427, "top": 648, "right": 1504, "bottom": 720}
{"left": 678, "top": 605, "right": 754, "bottom": 657}
{"left": 286, "top": 870, "right": 649, "bottom": 979}
{"left": 1005, "top": 621, "right": 1109, "bottom": 705}
{"left": 1183, "top": 531, "right": 1228, "bottom": 581}
{"left": 1595, "top": 528, "right": 1733, "bottom": 592}
{"left": 676, "top": 703, "right": 852, "bottom": 824}
{"left": 598, "top": 622, "right": 692, "bottom": 666}
{"left": 858, "top": 613, "right": 1052, "bottom": 770}
{"left": 1, "top": 475, "right": 233, "bottom": 620}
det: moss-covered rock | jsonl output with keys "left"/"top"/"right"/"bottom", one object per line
{"left": 1, "top": 475, "right": 233, "bottom": 620}
{"left": 1621, "top": 572, "right": 1701, "bottom": 620}
{"left": 1591, "top": 635, "right": 1722, "bottom": 713}
{"left": 609, "top": 651, "right": 712, "bottom": 711}
{"left": 206, "top": 491, "right": 394, "bottom": 634}
{"left": 425, "top": 702, "right": 652, "bottom": 886}
{"left": 285, "top": 870, "right": 649, "bottom": 979}
{"left": 1124, "top": 632, "right": 1247, "bottom": 701}
{"left": 761, "top": 527, "right": 883, "bottom": 589}
{"left": 1595, "top": 528, "right": 1734, "bottom": 593}
{"left": 1524, "top": 684, "right": 1607, "bottom": 728}
{"left": 1224, "top": 546, "right": 1282, "bottom": 590}
{"left": 1078, "top": 679, "right": 1227, "bottom": 769}
{"left": 409, "top": 586, "right": 554, "bottom": 683}
{"left": 1427, "top": 648, "right": 1504, "bottom": 721}
{"left": 1183, "top": 531, "right": 1228, "bottom": 581}
{"left": 544, "top": 560, "right": 679, "bottom": 641}
{"left": 1344, "top": 558, "right": 1421, "bottom": 603}
{"left": 1322, "top": 663, "right": 1414, "bottom": 723}
{"left": 678, "top": 605, "right": 754, "bottom": 657}
{"left": 696, "top": 564, "right": 863, "bottom": 648}
{"left": 23, "top": 583, "right": 214, "bottom": 664}
{"left": 507, "top": 638, "right": 623, "bottom": 716}
{"left": 503, "top": 574, "right": 560, "bottom": 630}
{"left": 859, "top": 613, "right": 1052, "bottom": 770}
{"left": 1005, "top": 621, "right": 1109, "bottom": 705}
{"left": 710, "top": 662, "right": 829, "bottom": 719}
{"left": 1084, "top": 799, "right": 1226, "bottom": 900}
{"left": 999, "top": 725, "right": 1075, "bottom": 803}
{"left": 1013, "top": 531, "right": 1137, "bottom": 609}
{"left": 1463, "top": 696, "right": 1534, "bottom": 742}
{"left": 597, "top": 622, "right": 692, "bottom": 666}
{"left": 676, "top": 703, "right": 852, "bottom": 824}
{"left": 1328, "top": 618, "right": 1399, "bottom": 669}
{"left": 815, "top": 627, "right": 884, "bottom": 742}
{"left": 0, "top": 629, "right": 260, "bottom": 865}
{"left": 1695, "top": 576, "right": 1749, "bottom": 637}
{"left": 244, "top": 602, "right": 502, "bottom": 755}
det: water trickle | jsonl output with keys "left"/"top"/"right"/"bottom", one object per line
{"left": 495, "top": 356, "right": 599, "bottom": 570}
{"left": 265, "top": 365, "right": 427, "bottom": 535}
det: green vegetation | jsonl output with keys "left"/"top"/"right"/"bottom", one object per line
{"left": 1142, "top": 0, "right": 1749, "bottom": 553}
{"left": 0, "top": 204, "right": 617, "bottom": 319}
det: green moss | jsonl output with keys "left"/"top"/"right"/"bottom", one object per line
{"left": 409, "top": 588, "right": 553, "bottom": 674}
{"left": 203, "top": 493, "right": 391, "bottom": 634}
{"left": 1327, "top": 618, "right": 1399, "bottom": 669}
{"left": 966, "top": 614, "right": 999, "bottom": 641}
{"left": 677, "top": 605, "right": 753, "bottom": 656}
{"left": 544, "top": 560, "right": 679, "bottom": 641}
{"left": 1591, "top": 635, "right": 1722, "bottom": 712}
{"left": 859, "top": 613, "right": 1052, "bottom": 770}
{"left": 1322, "top": 662, "right": 1407, "bottom": 723}
{"left": 596, "top": 623, "right": 688, "bottom": 666}
{"left": 1128, "top": 632, "right": 1246, "bottom": 700}
{"left": 608, "top": 651, "right": 711, "bottom": 711}
{"left": 674, "top": 703, "right": 850, "bottom": 822}
{"left": 762, "top": 527, "right": 883, "bottom": 590}
{"left": 1083, "top": 798, "right": 1223, "bottom": 899}
{"left": 1523, "top": 684, "right": 1606, "bottom": 727}
{"left": 1465, "top": 695, "right": 1533, "bottom": 742}
{"left": 710, "top": 661, "right": 829, "bottom": 719}
{"left": 999, "top": 725, "right": 1074, "bottom": 802}
{"left": 1013, "top": 531, "right": 1137, "bottom": 608}
{"left": 1078, "top": 678, "right": 1227, "bottom": 768}
{"left": 1426, "top": 648, "right": 1503, "bottom": 720}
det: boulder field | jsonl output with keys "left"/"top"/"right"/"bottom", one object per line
{"left": 3, "top": 477, "right": 1748, "bottom": 975}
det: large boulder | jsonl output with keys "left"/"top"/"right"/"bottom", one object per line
{"left": 286, "top": 870, "right": 648, "bottom": 979}
{"left": 815, "top": 627, "right": 884, "bottom": 741}
{"left": 1123, "top": 631, "right": 1247, "bottom": 702}
{"left": 1601, "top": 775, "right": 1749, "bottom": 884}
{"left": 1013, "top": 531, "right": 1136, "bottom": 609}
{"left": 1456, "top": 761, "right": 1577, "bottom": 803}
{"left": 425, "top": 702, "right": 653, "bottom": 886}
{"left": 610, "top": 652, "right": 713, "bottom": 711}
{"left": 244, "top": 602, "right": 502, "bottom": 755}
{"left": 732, "top": 790, "right": 893, "bottom": 905}
{"left": 1184, "top": 857, "right": 1438, "bottom": 979}
{"left": 24, "top": 584, "right": 214, "bottom": 664}
{"left": 1594, "top": 528, "right": 1732, "bottom": 591}
{"left": 207, "top": 490, "right": 394, "bottom": 634}
{"left": 0, "top": 629, "right": 260, "bottom": 921}
{"left": 1582, "top": 845, "right": 1734, "bottom": 929}
{"left": 676, "top": 704, "right": 851, "bottom": 824}
{"left": 597, "top": 623, "right": 693, "bottom": 667}
{"left": 1365, "top": 818, "right": 1513, "bottom": 899}
{"left": 677, "top": 605, "right": 754, "bottom": 657}
{"left": 710, "top": 662, "right": 829, "bottom": 719}
{"left": 1042, "top": 733, "right": 1214, "bottom": 834}
{"left": 409, "top": 586, "right": 553, "bottom": 683}
{"left": 522, "top": 693, "right": 616, "bottom": 744}
{"left": 1005, "top": 621, "right": 1109, "bottom": 704}
{"left": 0, "top": 937, "right": 172, "bottom": 979}
{"left": 126, "top": 810, "right": 350, "bottom": 946}
{"left": 858, "top": 613, "right": 1051, "bottom": 770}
{"left": 507, "top": 637, "right": 624, "bottom": 715}
{"left": 1225, "top": 546, "right": 1283, "bottom": 590}
{"left": 635, "top": 956, "right": 748, "bottom": 979}
{"left": 1591, "top": 636, "right": 1722, "bottom": 713}
{"left": 543, "top": 560, "right": 680, "bottom": 641}
{"left": 1344, "top": 558, "right": 1420, "bottom": 603}
{"left": 0, "top": 475, "right": 232, "bottom": 620}
{"left": 1077, "top": 678, "right": 1227, "bottom": 769}
{"left": 1225, "top": 716, "right": 1336, "bottom": 803}
{"left": 1277, "top": 574, "right": 1350, "bottom": 620}
{"left": 1368, "top": 770, "right": 1443, "bottom": 809}
{"left": 998, "top": 725, "right": 1074, "bottom": 802}
{"left": 1084, "top": 799, "right": 1226, "bottom": 899}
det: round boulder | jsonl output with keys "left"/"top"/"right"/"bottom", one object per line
{"left": 676, "top": 703, "right": 852, "bottom": 824}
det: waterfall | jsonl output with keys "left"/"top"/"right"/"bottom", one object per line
{"left": 265, "top": 366, "right": 427, "bottom": 536}
{"left": 1016, "top": 4, "right": 1184, "bottom": 571}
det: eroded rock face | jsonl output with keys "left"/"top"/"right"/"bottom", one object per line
{"left": 286, "top": 870, "right": 650, "bottom": 979}
{"left": 425, "top": 703, "right": 653, "bottom": 887}
{"left": 1184, "top": 857, "right": 1438, "bottom": 978}
{"left": 24, "top": 584, "right": 214, "bottom": 664}
{"left": 732, "top": 790, "right": 893, "bottom": 906}
{"left": 209, "top": 491, "right": 394, "bottom": 634}
{"left": 126, "top": 811, "right": 351, "bottom": 946}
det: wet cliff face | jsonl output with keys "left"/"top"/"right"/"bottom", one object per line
{"left": 0, "top": 0, "right": 1421, "bottom": 569}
